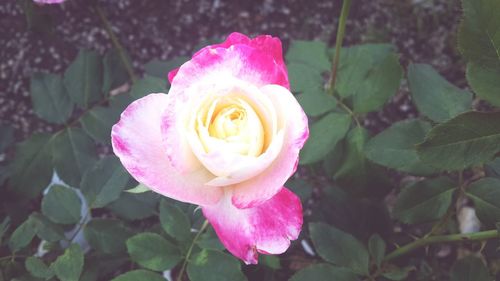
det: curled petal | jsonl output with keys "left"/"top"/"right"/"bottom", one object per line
{"left": 111, "top": 93, "right": 223, "bottom": 206}
{"left": 231, "top": 85, "right": 309, "bottom": 209}
{"left": 202, "top": 187, "right": 303, "bottom": 264}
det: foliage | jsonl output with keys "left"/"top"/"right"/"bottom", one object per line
{"left": 1, "top": 0, "right": 500, "bottom": 280}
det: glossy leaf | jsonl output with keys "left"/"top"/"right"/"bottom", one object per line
{"left": 30, "top": 73, "right": 73, "bottom": 124}
{"left": 52, "top": 127, "right": 97, "bottom": 187}
{"left": 300, "top": 112, "right": 351, "bottom": 165}
{"left": 126, "top": 232, "right": 181, "bottom": 271}
{"left": 393, "top": 177, "right": 456, "bottom": 224}
{"left": 408, "top": 63, "right": 472, "bottom": 122}
{"left": 309, "top": 222, "right": 369, "bottom": 275}
{"left": 64, "top": 49, "right": 102, "bottom": 108}
{"left": 187, "top": 249, "right": 247, "bottom": 281}
{"left": 417, "top": 111, "right": 500, "bottom": 171}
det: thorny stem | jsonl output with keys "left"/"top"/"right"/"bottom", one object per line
{"left": 384, "top": 230, "right": 499, "bottom": 262}
{"left": 176, "top": 220, "right": 210, "bottom": 281}
{"left": 95, "top": 5, "right": 137, "bottom": 83}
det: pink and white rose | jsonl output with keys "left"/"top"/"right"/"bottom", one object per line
{"left": 111, "top": 32, "right": 309, "bottom": 264}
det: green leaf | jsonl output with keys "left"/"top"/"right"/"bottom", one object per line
{"left": 466, "top": 177, "right": 500, "bottom": 225}
{"left": 368, "top": 234, "right": 385, "bottom": 268}
{"left": 52, "top": 127, "right": 97, "bottom": 187}
{"left": 335, "top": 44, "right": 402, "bottom": 113}
{"left": 0, "top": 216, "right": 10, "bottom": 244}
{"left": 259, "top": 255, "right": 281, "bottom": 270}
{"left": 393, "top": 177, "right": 456, "bottom": 224}
{"left": 9, "top": 217, "right": 37, "bottom": 252}
{"left": 296, "top": 92, "right": 337, "bottom": 117}
{"left": 159, "top": 199, "right": 191, "bottom": 242}
{"left": 407, "top": 64, "right": 472, "bottom": 122}
{"left": 382, "top": 266, "right": 414, "bottom": 281}
{"left": 10, "top": 133, "right": 53, "bottom": 198}
{"left": 84, "top": 219, "right": 132, "bottom": 254}
{"left": 450, "top": 256, "right": 491, "bottom": 281}
{"left": 81, "top": 156, "right": 130, "bottom": 208}
{"left": 64, "top": 49, "right": 103, "bottom": 108}
{"left": 31, "top": 213, "right": 65, "bottom": 242}
{"left": 365, "top": 119, "right": 436, "bottom": 175}
{"left": 25, "top": 257, "right": 54, "bottom": 279}
{"left": 300, "top": 112, "right": 351, "bottom": 164}
{"left": 286, "top": 40, "right": 330, "bottom": 72}
{"left": 42, "top": 185, "right": 81, "bottom": 224}
{"left": 51, "top": 244, "right": 84, "bottom": 281}
{"left": 196, "top": 227, "right": 224, "bottom": 251}
{"left": 334, "top": 127, "right": 392, "bottom": 197}
{"left": 309, "top": 222, "right": 369, "bottom": 275}
{"left": 288, "top": 62, "right": 324, "bottom": 93}
{"left": 416, "top": 111, "right": 500, "bottom": 171}
{"left": 110, "top": 270, "right": 166, "bottom": 281}
{"left": 289, "top": 264, "right": 359, "bottom": 281}
{"left": 126, "top": 232, "right": 181, "bottom": 271}
{"left": 80, "top": 106, "right": 121, "bottom": 144}
{"left": 30, "top": 73, "right": 73, "bottom": 124}
{"left": 187, "top": 249, "right": 247, "bottom": 281}
{"left": 107, "top": 192, "right": 159, "bottom": 220}
{"left": 102, "top": 48, "right": 130, "bottom": 94}
{"left": 458, "top": 0, "right": 500, "bottom": 106}
{"left": 0, "top": 123, "right": 14, "bottom": 153}
{"left": 144, "top": 57, "right": 189, "bottom": 80}
{"left": 130, "top": 75, "right": 167, "bottom": 99}
{"left": 125, "top": 183, "right": 150, "bottom": 194}
{"left": 286, "top": 178, "right": 313, "bottom": 203}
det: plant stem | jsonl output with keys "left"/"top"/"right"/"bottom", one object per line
{"left": 384, "top": 230, "right": 499, "bottom": 262}
{"left": 95, "top": 5, "right": 137, "bottom": 83}
{"left": 176, "top": 220, "right": 209, "bottom": 281}
{"left": 328, "top": 0, "right": 352, "bottom": 95}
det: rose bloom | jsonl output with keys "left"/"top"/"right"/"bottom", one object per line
{"left": 112, "top": 32, "right": 309, "bottom": 264}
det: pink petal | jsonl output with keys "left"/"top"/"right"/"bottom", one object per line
{"left": 231, "top": 85, "right": 309, "bottom": 209}
{"left": 168, "top": 32, "right": 288, "bottom": 89}
{"left": 111, "top": 93, "right": 223, "bottom": 206}
{"left": 202, "top": 187, "right": 303, "bottom": 264}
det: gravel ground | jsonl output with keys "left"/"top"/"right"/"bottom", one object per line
{"left": 0, "top": 0, "right": 463, "bottom": 140}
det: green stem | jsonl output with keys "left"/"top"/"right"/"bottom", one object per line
{"left": 176, "top": 220, "right": 209, "bottom": 281}
{"left": 337, "top": 98, "right": 360, "bottom": 127}
{"left": 95, "top": 6, "right": 137, "bottom": 83}
{"left": 328, "top": 0, "right": 352, "bottom": 95}
{"left": 384, "top": 230, "right": 499, "bottom": 262}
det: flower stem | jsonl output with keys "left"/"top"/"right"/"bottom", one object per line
{"left": 384, "top": 230, "right": 499, "bottom": 262}
{"left": 328, "top": 0, "right": 352, "bottom": 95}
{"left": 176, "top": 220, "right": 210, "bottom": 281}
{"left": 95, "top": 5, "right": 137, "bottom": 83}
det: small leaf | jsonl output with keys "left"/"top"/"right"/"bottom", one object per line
{"left": 102, "top": 48, "right": 130, "bottom": 94}
{"left": 51, "top": 244, "right": 84, "bottom": 281}
{"left": 80, "top": 156, "right": 130, "bottom": 208}
{"left": 365, "top": 119, "right": 436, "bottom": 175}
{"left": 196, "top": 227, "right": 224, "bottom": 251}
{"left": 450, "top": 256, "right": 491, "bottom": 281}
{"left": 0, "top": 123, "right": 14, "bottom": 153}
{"left": 42, "top": 185, "right": 81, "bottom": 224}
{"left": 368, "top": 234, "right": 385, "bottom": 268}
{"left": 382, "top": 266, "right": 414, "bottom": 281}
{"left": 25, "top": 257, "right": 54, "bottom": 279}
{"left": 159, "top": 199, "right": 191, "bottom": 242}
{"left": 417, "top": 111, "right": 500, "bottom": 171}
{"left": 9, "top": 217, "right": 37, "bottom": 252}
{"left": 80, "top": 106, "right": 121, "bottom": 144}
{"left": 130, "top": 75, "right": 167, "bottom": 99}
{"left": 30, "top": 213, "right": 65, "bottom": 242}
{"left": 187, "top": 249, "right": 248, "bottom": 281}
{"left": 84, "top": 219, "right": 132, "bottom": 254}
{"left": 309, "top": 222, "right": 369, "bottom": 275}
{"left": 10, "top": 133, "right": 53, "bottom": 198}
{"left": 126, "top": 232, "right": 182, "bottom": 271}
{"left": 0, "top": 216, "right": 10, "bottom": 244}
{"left": 289, "top": 264, "right": 359, "bottom": 281}
{"left": 408, "top": 63, "right": 472, "bottom": 122}
{"left": 286, "top": 40, "right": 330, "bottom": 72}
{"left": 30, "top": 73, "right": 73, "bottom": 124}
{"left": 125, "top": 183, "right": 150, "bottom": 194}
{"left": 110, "top": 270, "right": 165, "bottom": 281}
{"left": 64, "top": 49, "right": 103, "bottom": 108}
{"left": 144, "top": 57, "right": 189, "bottom": 80}
{"left": 466, "top": 177, "right": 500, "bottom": 226}
{"left": 300, "top": 112, "right": 351, "bottom": 165}
{"left": 393, "top": 177, "right": 455, "bottom": 224}
{"left": 52, "top": 127, "right": 97, "bottom": 187}
{"left": 107, "top": 192, "right": 160, "bottom": 220}
{"left": 296, "top": 91, "right": 337, "bottom": 117}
